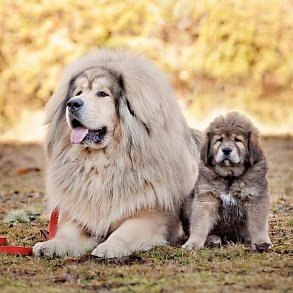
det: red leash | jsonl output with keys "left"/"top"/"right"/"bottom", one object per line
{"left": 48, "top": 208, "right": 59, "bottom": 240}
{"left": 0, "top": 208, "right": 59, "bottom": 256}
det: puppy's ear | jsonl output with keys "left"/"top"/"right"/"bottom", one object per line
{"left": 200, "top": 133, "right": 211, "bottom": 165}
{"left": 248, "top": 132, "right": 263, "bottom": 166}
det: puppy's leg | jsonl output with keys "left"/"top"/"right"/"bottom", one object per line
{"left": 91, "top": 211, "right": 171, "bottom": 258}
{"left": 246, "top": 197, "right": 272, "bottom": 251}
{"left": 33, "top": 213, "right": 99, "bottom": 258}
{"left": 205, "top": 235, "right": 222, "bottom": 248}
{"left": 182, "top": 197, "right": 220, "bottom": 249}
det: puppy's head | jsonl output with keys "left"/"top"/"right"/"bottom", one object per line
{"left": 201, "top": 112, "right": 263, "bottom": 177}
{"left": 64, "top": 68, "right": 123, "bottom": 149}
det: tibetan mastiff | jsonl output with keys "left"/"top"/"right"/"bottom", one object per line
{"left": 33, "top": 49, "right": 201, "bottom": 258}
{"left": 182, "top": 112, "right": 272, "bottom": 252}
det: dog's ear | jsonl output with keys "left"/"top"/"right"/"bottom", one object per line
{"left": 248, "top": 132, "right": 263, "bottom": 166}
{"left": 116, "top": 55, "right": 169, "bottom": 130}
{"left": 117, "top": 72, "right": 154, "bottom": 137}
{"left": 200, "top": 133, "right": 211, "bottom": 165}
{"left": 114, "top": 73, "right": 136, "bottom": 118}
{"left": 44, "top": 76, "right": 77, "bottom": 157}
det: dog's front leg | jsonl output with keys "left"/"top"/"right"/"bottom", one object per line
{"left": 246, "top": 197, "right": 272, "bottom": 252}
{"left": 91, "top": 211, "right": 171, "bottom": 258}
{"left": 182, "top": 196, "right": 220, "bottom": 249}
{"left": 33, "top": 212, "right": 100, "bottom": 258}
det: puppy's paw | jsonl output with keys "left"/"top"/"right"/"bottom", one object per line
{"left": 91, "top": 239, "right": 130, "bottom": 258}
{"left": 33, "top": 240, "right": 67, "bottom": 258}
{"left": 182, "top": 239, "right": 204, "bottom": 250}
{"left": 205, "top": 235, "right": 222, "bottom": 248}
{"left": 252, "top": 242, "right": 272, "bottom": 252}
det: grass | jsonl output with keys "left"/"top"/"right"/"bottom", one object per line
{"left": 0, "top": 137, "right": 292, "bottom": 292}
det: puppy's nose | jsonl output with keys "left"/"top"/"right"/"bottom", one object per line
{"left": 222, "top": 147, "right": 232, "bottom": 155}
{"left": 67, "top": 98, "right": 84, "bottom": 112}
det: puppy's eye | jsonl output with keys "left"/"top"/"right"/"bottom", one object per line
{"left": 96, "top": 91, "right": 109, "bottom": 97}
{"left": 217, "top": 137, "right": 223, "bottom": 142}
{"left": 235, "top": 137, "right": 242, "bottom": 143}
{"left": 75, "top": 91, "right": 82, "bottom": 96}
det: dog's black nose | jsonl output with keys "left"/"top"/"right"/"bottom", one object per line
{"left": 222, "top": 147, "right": 232, "bottom": 155}
{"left": 67, "top": 98, "right": 84, "bottom": 112}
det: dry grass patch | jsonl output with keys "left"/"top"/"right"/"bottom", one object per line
{"left": 0, "top": 137, "right": 292, "bottom": 292}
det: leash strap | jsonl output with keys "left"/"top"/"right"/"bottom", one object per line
{"left": 0, "top": 208, "right": 59, "bottom": 256}
{"left": 0, "top": 245, "right": 33, "bottom": 256}
{"left": 48, "top": 208, "right": 59, "bottom": 240}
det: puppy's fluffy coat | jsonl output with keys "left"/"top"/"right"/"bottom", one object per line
{"left": 33, "top": 49, "right": 200, "bottom": 258}
{"left": 182, "top": 112, "right": 272, "bottom": 251}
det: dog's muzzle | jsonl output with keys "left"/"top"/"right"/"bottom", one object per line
{"left": 67, "top": 97, "right": 84, "bottom": 113}
{"left": 66, "top": 99, "right": 107, "bottom": 145}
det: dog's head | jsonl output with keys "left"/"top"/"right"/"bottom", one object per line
{"left": 64, "top": 67, "right": 123, "bottom": 149}
{"left": 201, "top": 112, "right": 264, "bottom": 177}
{"left": 44, "top": 49, "right": 184, "bottom": 157}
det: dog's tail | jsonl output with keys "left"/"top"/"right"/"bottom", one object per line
{"left": 190, "top": 128, "right": 203, "bottom": 154}
{"left": 185, "top": 127, "right": 203, "bottom": 167}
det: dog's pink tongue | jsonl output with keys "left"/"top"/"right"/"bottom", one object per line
{"left": 70, "top": 127, "right": 88, "bottom": 144}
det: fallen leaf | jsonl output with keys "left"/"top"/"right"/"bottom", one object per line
{"left": 16, "top": 168, "right": 41, "bottom": 175}
{"left": 52, "top": 274, "right": 78, "bottom": 283}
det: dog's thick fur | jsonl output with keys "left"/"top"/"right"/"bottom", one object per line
{"left": 182, "top": 112, "right": 271, "bottom": 251}
{"left": 33, "top": 49, "right": 201, "bottom": 258}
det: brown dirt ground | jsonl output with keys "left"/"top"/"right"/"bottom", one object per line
{"left": 0, "top": 136, "right": 292, "bottom": 293}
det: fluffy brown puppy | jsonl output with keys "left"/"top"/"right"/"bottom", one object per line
{"left": 182, "top": 112, "right": 272, "bottom": 251}
{"left": 33, "top": 49, "right": 201, "bottom": 258}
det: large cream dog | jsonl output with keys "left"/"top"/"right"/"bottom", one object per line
{"left": 33, "top": 49, "right": 200, "bottom": 258}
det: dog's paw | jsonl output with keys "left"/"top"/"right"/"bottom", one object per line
{"left": 205, "top": 235, "right": 222, "bottom": 248}
{"left": 181, "top": 239, "right": 204, "bottom": 250}
{"left": 252, "top": 242, "right": 272, "bottom": 252}
{"left": 91, "top": 239, "right": 130, "bottom": 258}
{"left": 33, "top": 240, "right": 67, "bottom": 258}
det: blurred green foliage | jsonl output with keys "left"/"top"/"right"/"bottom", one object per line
{"left": 0, "top": 0, "right": 292, "bottom": 130}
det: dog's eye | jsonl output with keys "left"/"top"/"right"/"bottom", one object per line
{"left": 217, "top": 138, "right": 223, "bottom": 142}
{"left": 96, "top": 91, "right": 109, "bottom": 97}
{"left": 75, "top": 91, "right": 82, "bottom": 96}
{"left": 235, "top": 137, "right": 242, "bottom": 143}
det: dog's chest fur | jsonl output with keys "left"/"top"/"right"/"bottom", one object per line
{"left": 47, "top": 145, "right": 184, "bottom": 238}
{"left": 211, "top": 178, "right": 248, "bottom": 242}
{"left": 218, "top": 192, "right": 246, "bottom": 224}
{"left": 219, "top": 192, "right": 237, "bottom": 205}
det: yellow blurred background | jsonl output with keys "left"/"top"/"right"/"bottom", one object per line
{"left": 0, "top": 0, "right": 292, "bottom": 141}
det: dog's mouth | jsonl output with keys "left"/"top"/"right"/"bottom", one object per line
{"left": 70, "top": 118, "right": 107, "bottom": 145}
{"left": 222, "top": 158, "right": 232, "bottom": 166}
{"left": 220, "top": 158, "right": 241, "bottom": 167}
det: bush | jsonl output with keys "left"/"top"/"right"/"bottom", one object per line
{"left": 0, "top": 0, "right": 292, "bottom": 130}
